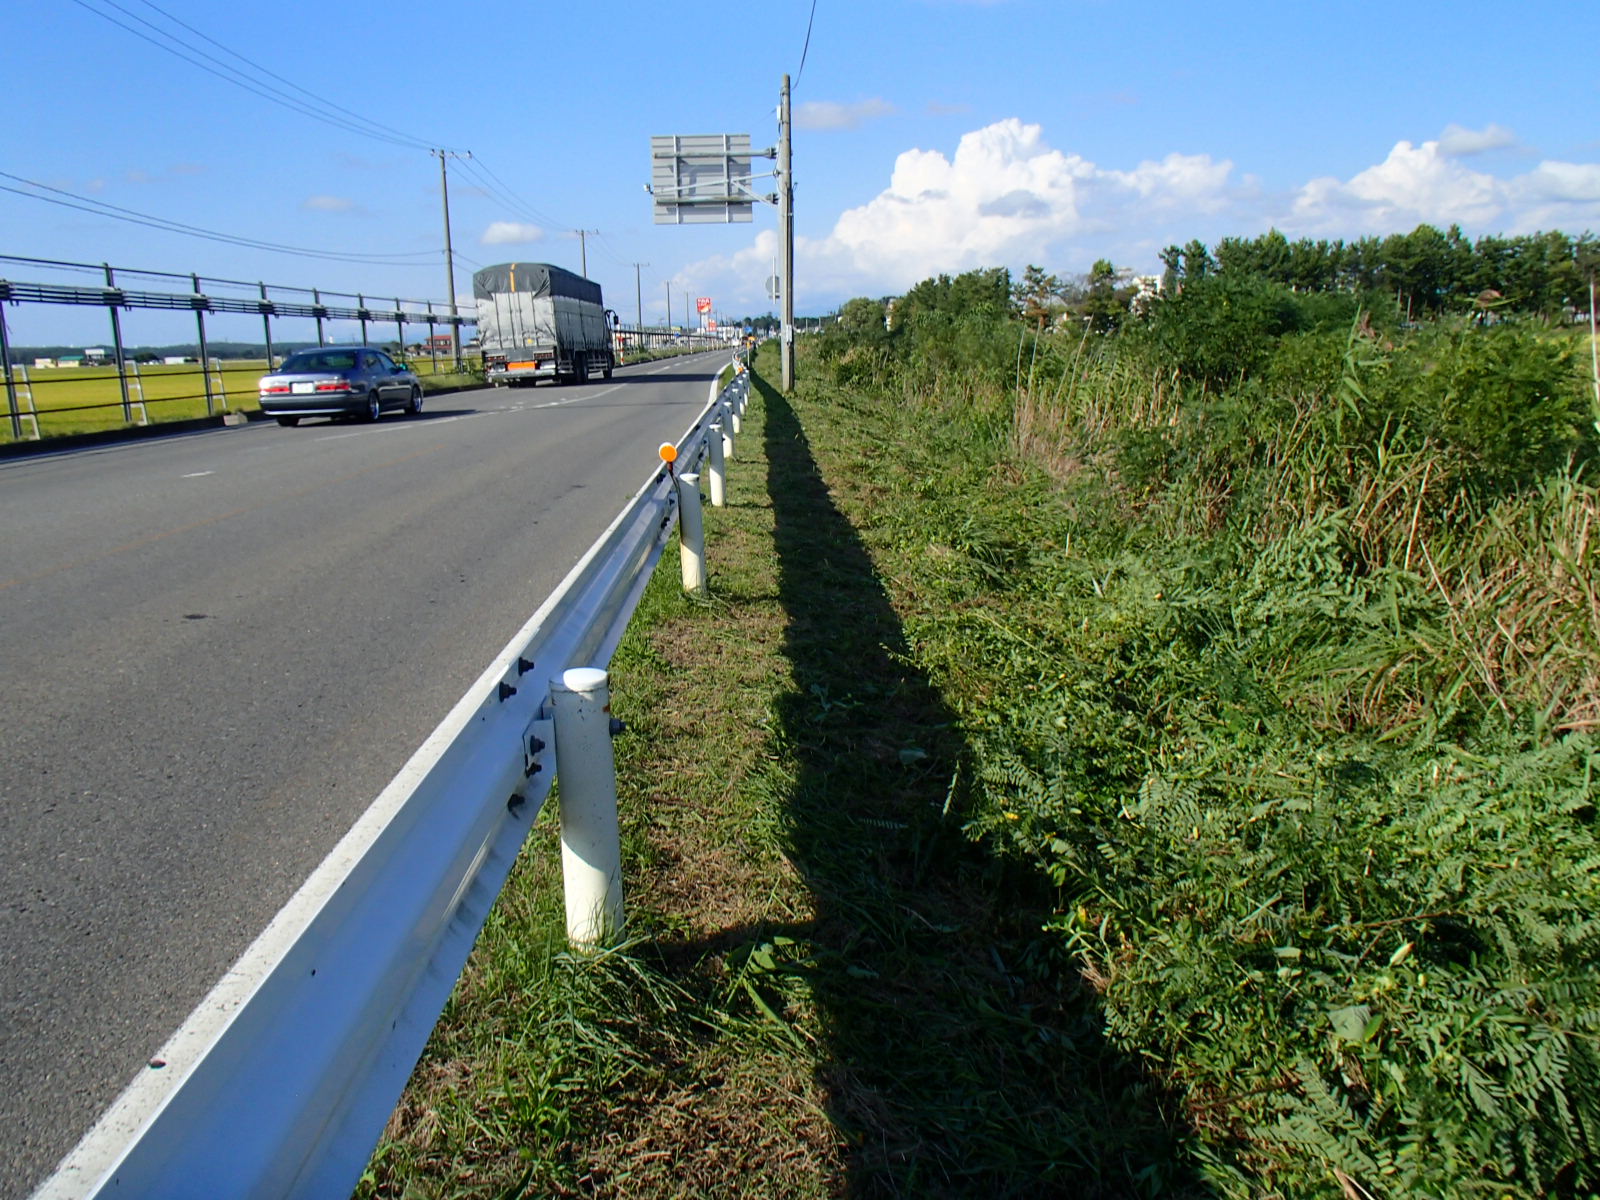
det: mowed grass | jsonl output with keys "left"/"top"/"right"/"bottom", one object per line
{"left": 360, "top": 342, "right": 1201, "bottom": 1198}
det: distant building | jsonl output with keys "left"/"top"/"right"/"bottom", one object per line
{"left": 33, "top": 357, "right": 56, "bottom": 369}
{"left": 84, "top": 347, "right": 108, "bottom": 361}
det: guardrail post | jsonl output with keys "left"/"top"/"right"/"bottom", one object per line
{"left": 552, "top": 668, "right": 624, "bottom": 947}
{"left": 720, "top": 408, "right": 736, "bottom": 461}
{"left": 106, "top": 265, "right": 132, "bottom": 424}
{"left": 728, "top": 394, "right": 742, "bottom": 436}
{"left": 706, "top": 422, "right": 726, "bottom": 508}
{"left": 676, "top": 471, "right": 708, "bottom": 591}
{"left": 0, "top": 302, "right": 20, "bottom": 441}
{"left": 192, "top": 274, "right": 215, "bottom": 416}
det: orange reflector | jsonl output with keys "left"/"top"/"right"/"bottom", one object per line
{"left": 658, "top": 443, "right": 678, "bottom": 464}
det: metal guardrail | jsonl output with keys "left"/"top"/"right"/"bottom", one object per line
{"left": 0, "top": 254, "right": 473, "bottom": 438}
{"left": 35, "top": 360, "right": 748, "bottom": 1200}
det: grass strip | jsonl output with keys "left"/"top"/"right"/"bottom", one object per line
{"left": 362, "top": 342, "right": 1204, "bottom": 1198}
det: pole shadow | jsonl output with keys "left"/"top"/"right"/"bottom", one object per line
{"left": 751, "top": 370, "right": 1215, "bottom": 1198}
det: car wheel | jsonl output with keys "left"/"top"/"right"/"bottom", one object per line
{"left": 406, "top": 385, "right": 423, "bottom": 415}
{"left": 365, "top": 392, "right": 382, "bottom": 422}
{"left": 276, "top": 416, "right": 300, "bottom": 427}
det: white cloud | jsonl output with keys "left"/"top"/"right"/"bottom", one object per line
{"left": 303, "top": 195, "right": 356, "bottom": 213}
{"left": 673, "top": 118, "right": 1600, "bottom": 317}
{"left": 795, "top": 98, "right": 897, "bottom": 131}
{"left": 1290, "top": 139, "right": 1507, "bottom": 232}
{"left": 1438, "top": 122, "right": 1518, "bottom": 157}
{"left": 482, "top": 221, "right": 544, "bottom": 246}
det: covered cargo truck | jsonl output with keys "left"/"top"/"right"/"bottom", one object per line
{"left": 474, "top": 262, "right": 616, "bottom": 386}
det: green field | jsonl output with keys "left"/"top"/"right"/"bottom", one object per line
{"left": 0, "top": 353, "right": 488, "bottom": 442}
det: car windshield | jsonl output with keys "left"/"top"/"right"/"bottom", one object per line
{"left": 279, "top": 350, "right": 359, "bottom": 373}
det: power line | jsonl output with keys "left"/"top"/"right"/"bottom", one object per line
{"left": 0, "top": 172, "right": 439, "bottom": 266}
{"left": 129, "top": 0, "right": 435, "bottom": 152}
{"left": 451, "top": 157, "right": 564, "bottom": 232}
{"left": 795, "top": 0, "right": 819, "bottom": 89}
{"left": 66, "top": 0, "right": 445, "bottom": 152}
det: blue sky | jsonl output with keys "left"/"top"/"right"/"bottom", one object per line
{"left": 4, "top": 0, "right": 1597, "bottom": 345}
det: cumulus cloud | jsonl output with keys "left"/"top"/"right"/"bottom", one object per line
{"left": 806, "top": 120, "right": 1239, "bottom": 292}
{"left": 1438, "top": 122, "right": 1518, "bottom": 156}
{"left": 482, "top": 221, "right": 544, "bottom": 246}
{"left": 673, "top": 117, "right": 1599, "bottom": 316}
{"left": 1291, "top": 139, "right": 1507, "bottom": 232}
{"left": 303, "top": 195, "right": 356, "bottom": 212}
{"left": 795, "top": 98, "right": 897, "bottom": 131}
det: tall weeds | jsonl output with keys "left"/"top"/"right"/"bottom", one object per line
{"left": 815, "top": 279, "right": 1600, "bottom": 1196}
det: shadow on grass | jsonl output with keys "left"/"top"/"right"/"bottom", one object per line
{"left": 754, "top": 369, "right": 1215, "bottom": 1198}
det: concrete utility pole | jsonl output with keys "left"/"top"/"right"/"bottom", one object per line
{"left": 664, "top": 280, "right": 672, "bottom": 328}
{"left": 434, "top": 149, "right": 467, "bottom": 368}
{"left": 573, "top": 229, "right": 599, "bottom": 278}
{"left": 632, "top": 263, "right": 647, "bottom": 329}
{"left": 778, "top": 74, "right": 795, "bottom": 391}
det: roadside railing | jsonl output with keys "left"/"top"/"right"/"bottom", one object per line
{"left": 0, "top": 254, "right": 471, "bottom": 441}
{"left": 34, "top": 361, "right": 752, "bottom": 1200}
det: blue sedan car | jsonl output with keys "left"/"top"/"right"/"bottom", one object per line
{"left": 258, "top": 347, "right": 423, "bottom": 426}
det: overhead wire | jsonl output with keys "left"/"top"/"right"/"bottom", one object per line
{"left": 51, "top": 0, "right": 654, "bottom": 294}
{"left": 65, "top": 0, "right": 442, "bottom": 152}
{"left": 795, "top": 0, "right": 819, "bottom": 90}
{"left": 0, "top": 172, "right": 440, "bottom": 266}
{"left": 128, "top": 0, "right": 437, "bottom": 152}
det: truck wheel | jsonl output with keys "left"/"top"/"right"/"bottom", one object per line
{"left": 603, "top": 357, "right": 614, "bottom": 379}
{"left": 574, "top": 353, "right": 587, "bottom": 383}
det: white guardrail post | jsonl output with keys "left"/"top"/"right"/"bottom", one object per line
{"left": 706, "top": 422, "right": 726, "bottom": 508}
{"left": 33, "top": 354, "right": 747, "bottom": 1200}
{"left": 553, "top": 668, "right": 624, "bottom": 947}
{"left": 676, "top": 471, "right": 707, "bottom": 594}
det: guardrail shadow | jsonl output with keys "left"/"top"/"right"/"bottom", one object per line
{"left": 753, "top": 372, "right": 1213, "bottom": 1197}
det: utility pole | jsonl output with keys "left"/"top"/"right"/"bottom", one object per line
{"left": 631, "top": 263, "right": 648, "bottom": 329}
{"left": 573, "top": 229, "right": 599, "bottom": 278}
{"left": 778, "top": 74, "right": 795, "bottom": 391}
{"left": 434, "top": 149, "right": 469, "bottom": 369}
{"left": 664, "top": 280, "right": 672, "bottom": 329}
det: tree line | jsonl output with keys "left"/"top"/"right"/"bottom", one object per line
{"left": 1004, "top": 225, "right": 1598, "bottom": 331}
{"left": 1160, "top": 224, "right": 1598, "bottom": 323}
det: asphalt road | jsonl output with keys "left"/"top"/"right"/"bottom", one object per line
{"left": 0, "top": 352, "right": 729, "bottom": 1196}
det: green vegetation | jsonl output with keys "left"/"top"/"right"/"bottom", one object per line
{"left": 367, "top": 252, "right": 1598, "bottom": 1197}
{"left": 810, "top": 272, "right": 1600, "bottom": 1195}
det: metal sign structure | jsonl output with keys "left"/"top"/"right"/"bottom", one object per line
{"left": 649, "top": 135, "right": 755, "bottom": 225}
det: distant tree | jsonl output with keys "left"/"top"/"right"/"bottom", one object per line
{"left": 1159, "top": 245, "right": 1183, "bottom": 296}
{"left": 1013, "top": 264, "right": 1064, "bottom": 328}
{"left": 1181, "top": 239, "right": 1213, "bottom": 282}
{"left": 1084, "top": 258, "right": 1125, "bottom": 332}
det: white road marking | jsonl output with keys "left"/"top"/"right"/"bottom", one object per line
{"left": 181, "top": 471, "right": 214, "bottom": 478}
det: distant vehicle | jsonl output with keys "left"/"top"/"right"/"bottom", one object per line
{"left": 475, "top": 262, "right": 616, "bottom": 386}
{"left": 257, "top": 347, "right": 422, "bottom": 427}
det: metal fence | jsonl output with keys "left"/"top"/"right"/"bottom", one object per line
{"left": 0, "top": 254, "right": 471, "bottom": 441}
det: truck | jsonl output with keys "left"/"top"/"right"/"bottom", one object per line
{"left": 473, "top": 262, "right": 617, "bottom": 386}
